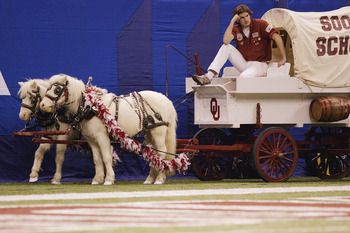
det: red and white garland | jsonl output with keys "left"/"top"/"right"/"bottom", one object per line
{"left": 83, "top": 86, "right": 190, "bottom": 173}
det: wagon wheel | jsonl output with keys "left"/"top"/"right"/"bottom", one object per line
{"left": 305, "top": 127, "right": 350, "bottom": 179}
{"left": 253, "top": 127, "right": 298, "bottom": 182}
{"left": 191, "top": 128, "right": 229, "bottom": 181}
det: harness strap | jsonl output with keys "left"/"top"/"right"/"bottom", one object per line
{"left": 21, "top": 103, "right": 36, "bottom": 112}
{"left": 144, "top": 121, "right": 169, "bottom": 130}
{"left": 112, "top": 92, "right": 169, "bottom": 135}
{"left": 57, "top": 94, "right": 96, "bottom": 131}
{"left": 45, "top": 81, "right": 70, "bottom": 111}
{"left": 134, "top": 92, "right": 163, "bottom": 121}
{"left": 21, "top": 87, "right": 42, "bottom": 113}
{"left": 112, "top": 95, "right": 121, "bottom": 122}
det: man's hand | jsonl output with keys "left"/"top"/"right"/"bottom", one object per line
{"left": 278, "top": 57, "right": 287, "bottom": 67}
{"left": 231, "top": 14, "right": 240, "bottom": 24}
{"left": 272, "top": 33, "right": 287, "bottom": 67}
{"left": 224, "top": 15, "right": 237, "bottom": 44}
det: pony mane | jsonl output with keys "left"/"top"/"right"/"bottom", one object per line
{"left": 18, "top": 78, "right": 50, "bottom": 99}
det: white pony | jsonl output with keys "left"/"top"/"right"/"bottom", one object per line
{"left": 39, "top": 74, "right": 178, "bottom": 185}
{"left": 18, "top": 79, "right": 77, "bottom": 184}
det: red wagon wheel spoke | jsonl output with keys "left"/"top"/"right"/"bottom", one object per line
{"left": 278, "top": 136, "right": 288, "bottom": 149}
{"left": 261, "top": 158, "right": 273, "bottom": 167}
{"left": 259, "top": 144, "right": 274, "bottom": 155}
{"left": 264, "top": 138, "right": 275, "bottom": 152}
{"left": 278, "top": 162, "right": 287, "bottom": 177}
{"left": 280, "top": 142, "right": 293, "bottom": 152}
{"left": 279, "top": 158, "right": 293, "bottom": 171}
{"left": 253, "top": 127, "right": 298, "bottom": 182}
{"left": 270, "top": 163, "right": 276, "bottom": 177}
{"left": 277, "top": 133, "right": 283, "bottom": 146}
{"left": 258, "top": 154, "right": 274, "bottom": 160}
{"left": 273, "top": 133, "right": 280, "bottom": 148}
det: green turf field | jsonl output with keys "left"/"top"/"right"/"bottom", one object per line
{"left": 1, "top": 177, "right": 350, "bottom": 204}
{"left": 1, "top": 177, "right": 350, "bottom": 233}
{"left": 1, "top": 177, "right": 350, "bottom": 194}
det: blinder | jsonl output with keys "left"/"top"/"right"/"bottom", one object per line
{"left": 45, "top": 80, "right": 69, "bottom": 104}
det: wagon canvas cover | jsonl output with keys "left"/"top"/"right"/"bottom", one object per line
{"left": 262, "top": 7, "right": 350, "bottom": 88}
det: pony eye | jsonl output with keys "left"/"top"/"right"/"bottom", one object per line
{"left": 54, "top": 86, "right": 62, "bottom": 95}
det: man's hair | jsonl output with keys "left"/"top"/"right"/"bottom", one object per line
{"left": 233, "top": 4, "right": 253, "bottom": 16}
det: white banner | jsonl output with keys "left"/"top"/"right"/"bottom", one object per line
{"left": 263, "top": 7, "right": 350, "bottom": 87}
{"left": 0, "top": 71, "right": 10, "bottom": 96}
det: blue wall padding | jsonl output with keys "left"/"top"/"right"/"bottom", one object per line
{"left": 288, "top": 0, "right": 349, "bottom": 11}
{"left": 118, "top": 0, "right": 153, "bottom": 94}
{"left": 187, "top": 0, "right": 221, "bottom": 76}
{"left": 0, "top": 0, "right": 349, "bottom": 182}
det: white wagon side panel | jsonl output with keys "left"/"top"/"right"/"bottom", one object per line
{"left": 188, "top": 77, "right": 350, "bottom": 128}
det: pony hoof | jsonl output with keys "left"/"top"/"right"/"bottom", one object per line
{"left": 51, "top": 180, "right": 61, "bottom": 185}
{"left": 104, "top": 181, "right": 113, "bottom": 185}
{"left": 91, "top": 180, "right": 100, "bottom": 185}
{"left": 143, "top": 180, "right": 154, "bottom": 185}
{"left": 29, "top": 177, "right": 38, "bottom": 183}
{"left": 153, "top": 180, "right": 165, "bottom": 185}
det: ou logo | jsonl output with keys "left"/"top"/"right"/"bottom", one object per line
{"left": 210, "top": 98, "right": 220, "bottom": 121}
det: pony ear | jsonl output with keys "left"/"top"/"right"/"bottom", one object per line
{"left": 18, "top": 81, "right": 24, "bottom": 87}
{"left": 62, "top": 75, "right": 69, "bottom": 85}
{"left": 30, "top": 81, "right": 37, "bottom": 89}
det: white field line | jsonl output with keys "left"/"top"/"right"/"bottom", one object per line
{"left": 1, "top": 185, "right": 350, "bottom": 202}
{"left": 190, "top": 225, "right": 350, "bottom": 233}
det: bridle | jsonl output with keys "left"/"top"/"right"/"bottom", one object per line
{"left": 44, "top": 80, "right": 70, "bottom": 109}
{"left": 20, "top": 85, "right": 57, "bottom": 129}
{"left": 21, "top": 86, "right": 42, "bottom": 114}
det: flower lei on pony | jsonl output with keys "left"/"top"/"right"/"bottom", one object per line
{"left": 83, "top": 86, "right": 190, "bottom": 173}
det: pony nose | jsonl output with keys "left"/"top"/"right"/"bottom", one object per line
{"left": 40, "top": 101, "right": 54, "bottom": 113}
{"left": 19, "top": 112, "right": 26, "bottom": 120}
{"left": 40, "top": 101, "right": 48, "bottom": 112}
{"left": 19, "top": 111, "right": 30, "bottom": 121}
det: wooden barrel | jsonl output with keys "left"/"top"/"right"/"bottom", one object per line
{"left": 310, "top": 96, "right": 350, "bottom": 122}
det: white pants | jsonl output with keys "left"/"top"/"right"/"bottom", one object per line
{"left": 208, "top": 44, "right": 268, "bottom": 78}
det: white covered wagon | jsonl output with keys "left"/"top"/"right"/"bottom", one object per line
{"left": 183, "top": 7, "right": 350, "bottom": 182}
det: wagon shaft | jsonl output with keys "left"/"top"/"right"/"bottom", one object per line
{"left": 184, "top": 144, "right": 251, "bottom": 153}
{"left": 13, "top": 130, "right": 68, "bottom": 137}
{"left": 32, "top": 138, "right": 88, "bottom": 146}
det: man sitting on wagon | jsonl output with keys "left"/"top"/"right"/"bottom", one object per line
{"left": 192, "top": 4, "right": 287, "bottom": 85}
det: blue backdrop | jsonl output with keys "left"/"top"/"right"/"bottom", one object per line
{"left": 0, "top": 0, "right": 349, "bottom": 182}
